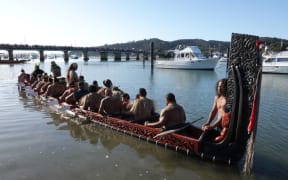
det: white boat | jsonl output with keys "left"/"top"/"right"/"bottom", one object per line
{"left": 219, "top": 57, "right": 227, "bottom": 62}
{"left": 263, "top": 51, "right": 288, "bottom": 74}
{"left": 70, "top": 55, "right": 79, "bottom": 59}
{"left": 155, "top": 46, "right": 218, "bottom": 70}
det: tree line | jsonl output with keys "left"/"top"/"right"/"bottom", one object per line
{"left": 98, "top": 37, "right": 288, "bottom": 58}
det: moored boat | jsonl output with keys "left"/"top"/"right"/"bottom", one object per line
{"left": 0, "top": 59, "right": 29, "bottom": 64}
{"left": 262, "top": 50, "right": 288, "bottom": 74}
{"left": 219, "top": 57, "right": 227, "bottom": 62}
{"left": 155, "top": 46, "right": 218, "bottom": 70}
{"left": 70, "top": 55, "right": 79, "bottom": 59}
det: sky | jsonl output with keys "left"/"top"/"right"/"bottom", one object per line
{"left": 0, "top": 0, "right": 287, "bottom": 47}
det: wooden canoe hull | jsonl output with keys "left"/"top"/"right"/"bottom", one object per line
{"left": 71, "top": 109, "right": 240, "bottom": 164}
{"left": 18, "top": 33, "right": 262, "bottom": 165}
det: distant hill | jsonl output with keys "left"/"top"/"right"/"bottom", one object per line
{"left": 99, "top": 38, "right": 230, "bottom": 57}
{"left": 98, "top": 37, "right": 288, "bottom": 57}
{"left": 260, "top": 37, "right": 288, "bottom": 51}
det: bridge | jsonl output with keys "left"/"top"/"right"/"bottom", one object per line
{"left": 0, "top": 44, "right": 148, "bottom": 62}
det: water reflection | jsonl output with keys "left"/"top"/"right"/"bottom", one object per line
{"left": 78, "top": 122, "right": 241, "bottom": 178}
{"left": 34, "top": 104, "right": 242, "bottom": 179}
{"left": 262, "top": 73, "right": 288, "bottom": 92}
{"left": 46, "top": 113, "right": 66, "bottom": 127}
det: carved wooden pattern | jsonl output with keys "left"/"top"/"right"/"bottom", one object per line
{"left": 226, "top": 33, "right": 262, "bottom": 133}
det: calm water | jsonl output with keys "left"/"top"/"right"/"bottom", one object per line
{"left": 0, "top": 58, "right": 287, "bottom": 180}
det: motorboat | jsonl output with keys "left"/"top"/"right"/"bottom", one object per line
{"left": 70, "top": 54, "right": 79, "bottom": 59}
{"left": 219, "top": 57, "right": 227, "bottom": 62}
{"left": 262, "top": 51, "right": 288, "bottom": 74}
{"left": 155, "top": 46, "right": 218, "bottom": 70}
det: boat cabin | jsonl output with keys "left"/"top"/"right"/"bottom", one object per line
{"left": 264, "top": 51, "right": 288, "bottom": 63}
{"left": 175, "top": 46, "right": 206, "bottom": 61}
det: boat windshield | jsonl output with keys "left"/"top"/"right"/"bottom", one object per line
{"left": 278, "top": 58, "right": 288, "bottom": 62}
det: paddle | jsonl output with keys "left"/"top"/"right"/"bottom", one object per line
{"left": 153, "top": 117, "right": 204, "bottom": 138}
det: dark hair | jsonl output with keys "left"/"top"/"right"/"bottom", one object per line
{"left": 79, "top": 75, "right": 84, "bottom": 80}
{"left": 122, "top": 93, "right": 130, "bottom": 100}
{"left": 216, "top": 78, "right": 227, "bottom": 97}
{"left": 103, "top": 79, "right": 112, "bottom": 88}
{"left": 166, "top": 93, "right": 176, "bottom": 103}
{"left": 93, "top": 80, "right": 98, "bottom": 86}
{"left": 88, "top": 85, "right": 97, "bottom": 92}
{"left": 138, "top": 88, "right": 147, "bottom": 97}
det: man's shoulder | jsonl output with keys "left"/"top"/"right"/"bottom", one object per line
{"left": 166, "top": 103, "right": 183, "bottom": 111}
{"left": 173, "top": 103, "right": 185, "bottom": 112}
{"left": 162, "top": 105, "right": 172, "bottom": 112}
{"left": 143, "top": 97, "right": 154, "bottom": 103}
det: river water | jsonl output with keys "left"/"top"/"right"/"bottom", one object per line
{"left": 0, "top": 58, "right": 287, "bottom": 180}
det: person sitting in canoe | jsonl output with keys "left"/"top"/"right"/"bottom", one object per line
{"left": 79, "top": 75, "right": 89, "bottom": 91}
{"left": 43, "top": 77, "right": 67, "bottom": 98}
{"left": 38, "top": 76, "right": 53, "bottom": 95}
{"left": 144, "top": 93, "right": 186, "bottom": 129}
{"left": 98, "top": 79, "right": 113, "bottom": 98}
{"left": 112, "top": 86, "right": 124, "bottom": 96}
{"left": 98, "top": 88, "right": 122, "bottom": 116}
{"left": 31, "top": 64, "right": 45, "bottom": 78}
{"left": 33, "top": 74, "right": 49, "bottom": 93}
{"left": 18, "top": 69, "right": 27, "bottom": 83}
{"left": 29, "top": 72, "right": 38, "bottom": 85}
{"left": 129, "top": 88, "right": 156, "bottom": 123}
{"left": 92, "top": 80, "right": 101, "bottom": 91}
{"left": 58, "top": 81, "right": 76, "bottom": 104}
{"left": 121, "top": 93, "right": 132, "bottom": 112}
{"left": 79, "top": 84, "right": 102, "bottom": 112}
{"left": 31, "top": 74, "right": 42, "bottom": 89}
{"left": 73, "top": 81, "right": 89, "bottom": 103}
{"left": 50, "top": 61, "right": 61, "bottom": 78}
{"left": 119, "top": 93, "right": 136, "bottom": 120}
{"left": 202, "top": 78, "right": 230, "bottom": 142}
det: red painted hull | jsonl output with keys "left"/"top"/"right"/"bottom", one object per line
{"left": 78, "top": 109, "right": 202, "bottom": 154}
